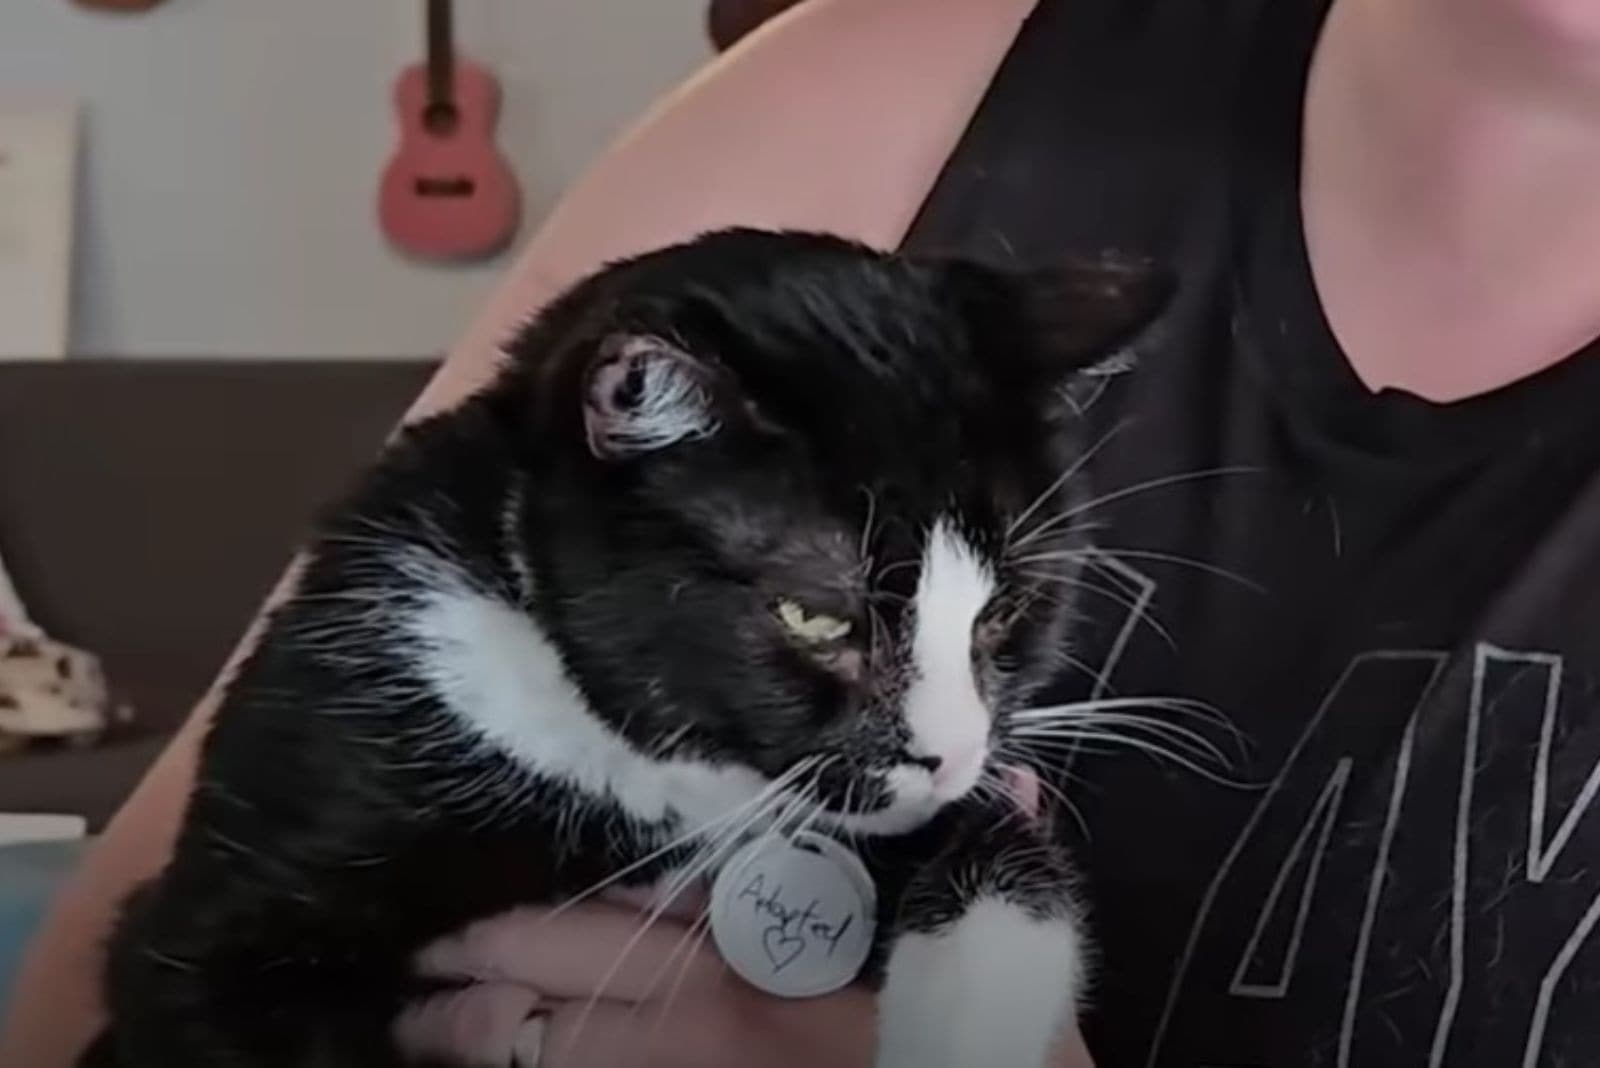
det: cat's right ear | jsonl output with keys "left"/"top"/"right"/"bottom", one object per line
{"left": 581, "top": 334, "right": 721, "bottom": 460}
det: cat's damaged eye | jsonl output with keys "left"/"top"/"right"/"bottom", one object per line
{"left": 973, "top": 595, "right": 1027, "bottom": 655}
{"left": 774, "top": 598, "right": 853, "bottom": 644}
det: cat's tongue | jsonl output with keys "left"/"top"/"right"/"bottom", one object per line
{"left": 1000, "top": 763, "right": 1042, "bottom": 821}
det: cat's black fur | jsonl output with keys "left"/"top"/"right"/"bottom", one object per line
{"left": 82, "top": 229, "right": 1169, "bottom": 1067}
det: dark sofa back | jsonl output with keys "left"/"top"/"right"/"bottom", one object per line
{"left": 0, "top": 358, "right": 436, "bottom": 824}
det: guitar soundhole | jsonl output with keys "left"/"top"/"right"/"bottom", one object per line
{"left": 423, "top": 101, "right": 460, "bottom": 137}
{"left": 414, "top": 176, "right": 477, "bottom": 198}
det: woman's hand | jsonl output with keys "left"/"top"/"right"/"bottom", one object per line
{"left": 397, "top": 892, "right": 1096, "bottom": 1068}
{"left": 398, "top": 893, "right": 877, "bottom": 1068}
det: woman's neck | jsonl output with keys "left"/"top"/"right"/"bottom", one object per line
{"left": 1303, "top": 0, "right": 1600, "bottom": 400}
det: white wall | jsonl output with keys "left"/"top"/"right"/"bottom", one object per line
{"left": 1, "top": 0, "right": 711, "bottom": 357}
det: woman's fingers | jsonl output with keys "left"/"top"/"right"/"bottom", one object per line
{"left": 534, "top": 998, "right": 733, "bottom": 1068}
{"left": 397, "top": 977, "right": 1090, "bottom": 1068}
{"left": 405, "top": 888, "right": 1094, "bottom": 1068}
{"left": 393, "top": 982, "right": 542, "bottom": 1066}
{"left": 417, "top": 899, "right": 729, "bottom": 1004}
{"left": 533, "top": 978, "right": 875, "bottom": 1068}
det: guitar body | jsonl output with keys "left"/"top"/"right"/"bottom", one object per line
{"left": 379, "top": 57, "right": 521, "bottom": 260}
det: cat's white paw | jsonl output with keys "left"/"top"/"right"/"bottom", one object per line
{"left": 875, "top": 896, "right": 1084, "bottom": 1068}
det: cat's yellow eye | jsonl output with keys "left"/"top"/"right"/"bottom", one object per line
{"left": 775, "top": 598, "right": 852, "bottom": 644}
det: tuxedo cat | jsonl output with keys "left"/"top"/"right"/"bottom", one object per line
{"left": 84, "top": 228, "right": 1171, "bottom": 1068}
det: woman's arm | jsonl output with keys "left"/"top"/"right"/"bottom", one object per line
{"left": 0, "top": 1, "right": 1033, "bottom": 1063}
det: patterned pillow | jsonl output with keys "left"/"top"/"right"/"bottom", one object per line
{"left": 0, "top": 634, "right": 130, "bottom": 753}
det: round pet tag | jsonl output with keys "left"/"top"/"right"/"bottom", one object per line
{"left": 709, "top": 831, "right": 877, "bottom": 998}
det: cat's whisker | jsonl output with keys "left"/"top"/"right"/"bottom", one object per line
{"left": 1026, "top": 716, "right": 1236, "bottom": 769}
{"left": 991, "top": 636, "right": 1111, "bottom": 687}
{"left": 1013, "top": 696, "right": 1222, "bottom": 718}
{"left": 1073, "top": 553, "right": 1153, "bottom": 598}
{"left": 627, "top": 896, "right": 713, "bottom": 1022}
{"left": 1019, "top": 544, "right": 1266, "bottom": 594}
{"left": 991, "top": 740, "right": 1095, "bottom": 795}
{"left": 802, "top": 756, "right": 839, "bottom": 822}
{"left": 874, "top": 556, "right": 923, "bottom": 585}
{"left": 623, "top": 779, "right": 831, "bottom": 1038}
{"left": 647, "top": 722, "right": 695, "bottom": 759}
{"left": 1094, "top": 547, "right": 1266, "bottom": 593}
{"left": 558, "top": 765, "right": 814, "bottom": 1059}
{"left": 1010, "top": 724, "right": 1253, "bottom": 789}
{"left": 1012, "top": 696, "right": 1249, "bottom": 757}
{"left": 1012, "top": 466, "right": 1261, "bottom": 551}
{"left": 970, "top": 766, "right": 1003, "bottom": 803}
{"left": 984, "top": 746, "right": 1092, "bottom": 841}
{"left": 703, "top": 761, "right": 821, "bottom": 864}
{"left": 968, "top": 770, "right": 1017, "bottom": 834}
{"left": 1011, "top": 694, "right": 1230, "bottom": 727}
{"left": 1016, "top": 519, "right": 1108, "bottom": 547}
{"left": 1030, "top": 774, "right": 1091, "bottom": 843}
{"left": 1009, "top": 734, "right": 1125, "bottom": 763}
{"left": 832, "top": 778, "right": 862, "bottom": 846}
{"left": 1008, "top": 511, "right": 1097, "bottom": 553}
{"left": 858, "top": 485, "right": 880, "bottom": 561}
{"left": 865, "top": 599, "right": 889, "bottom": 669}
{"left": 1006, "top": 421, "right": 1127, "bottom": 541}
{"left": 640, "top": 902, "right": 717, "bottom": 1047}
{"left": 788, "top": 794, "right": 831, "bottom": 845}
{"left": 1009, "top": 710, "right": 1219, "bottom": 744}
{"left": 1011, "top": 703, "right": 1228, "bottom": 747}
{"left": 540, "top": 759, "right": 814, "bottom": 926}
{"left": 1015, "top": 569, "right": 1177, "bottom": 649}
{"left": 1011, "top": 719, "right": 1227, "bottom": 770}
{"left": 765, "top": 759, "right": 826, "bottom": 841}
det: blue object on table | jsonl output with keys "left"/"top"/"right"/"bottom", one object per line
{"left": 0, "top": 838, "right": 87, "bottom": 1014}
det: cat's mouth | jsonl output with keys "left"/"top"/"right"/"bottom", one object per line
{"left": 792, "top": 747, "right": 993, "bottom": 837}
{"left": 810, "top": 752, "right": 1048, "bottom": 838}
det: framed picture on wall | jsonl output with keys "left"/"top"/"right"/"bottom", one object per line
{"left": 0, "top": 95, "right": 79, "bottom": 360}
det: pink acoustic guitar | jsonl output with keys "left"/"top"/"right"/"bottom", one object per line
{"left": 379, "top": 0, "right": 521, "bottom": 261}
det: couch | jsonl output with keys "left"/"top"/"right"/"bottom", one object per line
{"left": 0, "top": 357, "right": 438, "bottom": 827}
{"left": 0, "top": 357, "right": 439, "bottom": 1011}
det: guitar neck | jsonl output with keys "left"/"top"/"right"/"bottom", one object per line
{"left": 425, "top": 0, "right": 456, "bottom": 108}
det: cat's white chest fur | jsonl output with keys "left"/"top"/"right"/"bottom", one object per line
{"left": 401, "top": 569, "right": 769, "bottom": 830}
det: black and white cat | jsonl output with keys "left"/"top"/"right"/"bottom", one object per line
{"left": 85, "top": 229, "right": 1171, "bottom": 1068}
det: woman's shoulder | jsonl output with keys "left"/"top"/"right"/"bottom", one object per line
{"left": 525, "top": 0, "right": 1038, "bottom": 270}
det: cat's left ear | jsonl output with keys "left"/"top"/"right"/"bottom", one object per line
{"left": 947, "top": 253, "right": 1175, "bottom": 379}
{"left": 1014, "top": 255, "right": 1175, "bottom": 369}
{"left": 582, "top": 334, "right": 721, "bottom": 460}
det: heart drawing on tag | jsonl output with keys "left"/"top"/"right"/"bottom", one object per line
{"left": 762, "top": 925, "right": 806, "bottom": 972}
{"left": 710, "top": 834, "right": 877, "bottom": 998}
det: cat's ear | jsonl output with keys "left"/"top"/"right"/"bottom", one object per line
{"left": 943, "top": 252, "right": 1174, "bottom": 378}
{"left": 1015, "top": 255, "right": 1175, "bottom": 367}
{"left": 582, "top": 334, "right": 721, "bottom": 459}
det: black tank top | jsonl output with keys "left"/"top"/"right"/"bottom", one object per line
{"left": 904, "top": 2, "right": 1600, "bottom": 1065}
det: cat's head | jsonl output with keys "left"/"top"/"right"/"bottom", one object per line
{"left": 512, "top": 228, "right": 1170, "bottom": 835}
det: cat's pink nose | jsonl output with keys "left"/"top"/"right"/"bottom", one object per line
{"left": 931, "top": 741, "right": 984, "bottom": 790}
